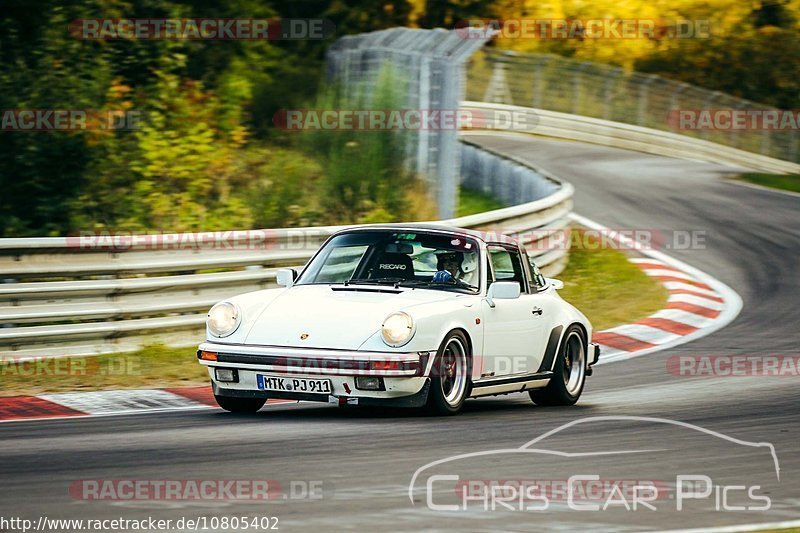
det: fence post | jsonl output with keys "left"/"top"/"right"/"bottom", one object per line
{"left": 637, "top": 75, "right": 657, "bottom": 126}
{"left": 483, "top": 56, "right": 512, "bottom": 104}
{"left": 729, "top": 101, "right": 746, "bottom": 149}
{"left": 532, "top": 55, "right": 550, "bottom": 109}
{"left": 572, "top": 63, "right": 590, "bottom": 116}
{"left": 603, "top": 68, "right": 621, "bottom": 120}
{"left": 700, "top": 91, "right": 722, "bottom": 141}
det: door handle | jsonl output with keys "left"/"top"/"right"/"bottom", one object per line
{"left": 532, "top": 307, "right": 543, "bottom": 316}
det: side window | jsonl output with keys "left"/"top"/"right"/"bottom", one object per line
{"left": 529, "top": 258, "right": 547, "bottom": 291}
{"left": 487, "top": 246, "right": 526, "bottom": 292}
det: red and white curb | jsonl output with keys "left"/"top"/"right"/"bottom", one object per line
{"left": 594, "top": 257, "right": 727, "bottom": 362}
{"left": 572, "top": 213, "right": 743, "bottom": 365}
{"left": 0, "top": 386, "right": 293, "bottom": 424}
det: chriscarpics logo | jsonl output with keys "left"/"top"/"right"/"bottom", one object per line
{"left": 409, "top": 416, "right": 780, "bottom": 514}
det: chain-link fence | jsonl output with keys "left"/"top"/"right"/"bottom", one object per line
{"left": 326, "top": 27, "right": 491, "bottom": 218}
{"left": 468, "top": 48, "right": 799, "bottom": 164}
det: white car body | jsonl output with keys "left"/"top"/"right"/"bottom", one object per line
{"left": 198, "top": 224, "right": 599, "bottom": 413}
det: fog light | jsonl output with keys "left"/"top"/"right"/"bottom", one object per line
{"left": 215, "top": 368, "right": 239, "bottom": 383}
{"left": 355, "top": 376, "right": 385, "bottom": 391}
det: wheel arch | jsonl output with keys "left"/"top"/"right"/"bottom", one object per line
{"left": 569, "top": 321, "right": 588, "bottom": 347}
{"left": 440, "top": 327, "right": 475, "bottom": 384}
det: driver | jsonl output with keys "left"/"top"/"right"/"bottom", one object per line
{"left": 432, "top": 251, "right": 464, "bottom": 283}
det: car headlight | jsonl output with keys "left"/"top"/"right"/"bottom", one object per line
{"left": 381, "top": 311, "right": 415, "bottom": 347}
{"left": 207, "top": 302, "right": 242, "bottom": 338}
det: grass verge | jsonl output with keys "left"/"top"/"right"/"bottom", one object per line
{"left": 733, "top": 172, "right": 800, "bottom": 194}
{"left": 457, "top": 187, "right": 505, "bottom": 216}
{"left": 1, "top": 346, "right": 207, "bottom": 397}
{"left": 557, "top": 231, "right": 669, "bottom": 332}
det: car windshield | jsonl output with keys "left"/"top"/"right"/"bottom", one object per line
{"left": 296, "top": 230, "right": 481, "bottom": 294}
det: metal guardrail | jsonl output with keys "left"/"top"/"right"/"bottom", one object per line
{"left": 462, "top": 101, "right": 800, "bottom": 174}
{"left": 0, "top": 144, "right": 573, "bottom": 358}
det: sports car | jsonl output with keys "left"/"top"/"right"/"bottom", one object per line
{"left": 197, "top": 224, "right": 599, "bottom": 415}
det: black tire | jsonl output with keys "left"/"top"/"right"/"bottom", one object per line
{"left": 530, "top": 325, "right": 587, "bottom": 406}
{"left": 425, "top": 330, "right": 471, "bottom": 416}
{"left": 214, "top": 395, "right": 267, "bottom": 413}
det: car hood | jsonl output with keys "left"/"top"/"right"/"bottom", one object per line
{"left": 242, "top": 284, "right": 459, "bottom": 350}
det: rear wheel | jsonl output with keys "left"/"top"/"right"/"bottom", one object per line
{"left": 530, "top": 325, "right": 586, "bottom": 406}
{"left": 425, "top": 331, "right": 471, "bottom": 416}
{"left": 214, "top": 395, "right": 266, "bottom": 413}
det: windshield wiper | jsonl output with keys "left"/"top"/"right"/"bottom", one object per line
{"left": 346, "top": 277, "right": 407, "bottom": 287}
{"left": 395, "top": 279, "right": 479, "bottom": 292}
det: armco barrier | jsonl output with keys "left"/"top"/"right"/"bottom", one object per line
{"left": 0, "top": 145, "right": 573, "bottom": 358}
{"left": 462, "top": 101, "right": 800, "bottom": 175}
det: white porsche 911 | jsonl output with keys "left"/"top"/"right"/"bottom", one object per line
{"left": 197, "top": 224, "right": 599, "bottom": 415}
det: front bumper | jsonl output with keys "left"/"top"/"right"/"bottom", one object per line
{"left": 586, "top": 342, "right": 600, "bottom": 376}
{"left": 211, "top": 379, "right": 432, "bottom": 408}
{"left": 198, "top": 341, "right": 434, "bottom": 406}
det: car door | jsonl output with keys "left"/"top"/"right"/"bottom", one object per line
{"left": 479, "top": 245, "right": 546, "bottom": 378}
{"left": 523, "top": 253, "right": 563, "bottom": 368}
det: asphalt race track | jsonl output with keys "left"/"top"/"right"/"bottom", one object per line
{"left": 1, "top": 134, "right": 798, "bottom": 532}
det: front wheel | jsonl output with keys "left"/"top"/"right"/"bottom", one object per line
{"left": 425, "top": 330, "right": 471, "bottom": 416}
{"left": 214, "top": 395, "right": 267, "bottom": 413}
{"left": 530, "top": 325, "right": 586, "bottom": 406}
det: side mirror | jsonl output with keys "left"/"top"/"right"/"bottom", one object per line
{"left": 485, "top": 281, "right": 521, "bottom": 308}
{"left": 276, "top": 268, "right": 298, "bottom": 288}
{"left": 547, "top": 278, "right": 564, "bottom": 290}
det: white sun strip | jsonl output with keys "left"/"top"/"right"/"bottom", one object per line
{"left": 668, "top": 293, "right": 724, "bottom": 310}
{"left": 39, "top": 389, "right": 208, "bottom": 415}
{"left": 606, "top": 324, "right": 682, "bottom": 344}
{"left": 661, "top": 281, "right": 721, "bottom": 298}
{"left": 643, "top": 268, "right": 698, "bottom": 282}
